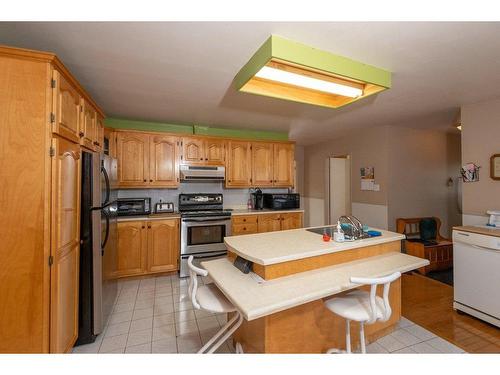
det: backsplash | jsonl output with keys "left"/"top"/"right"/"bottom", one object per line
{"left": 117, "top": 182, "right": 290, "bottom": 210}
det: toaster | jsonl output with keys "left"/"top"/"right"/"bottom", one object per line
{"left": 155, "top": 201, "right": 174, "bottom": 213}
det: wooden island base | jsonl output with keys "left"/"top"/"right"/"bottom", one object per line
{"left": 233, "top": 279, "right": 401, "bottom": 353}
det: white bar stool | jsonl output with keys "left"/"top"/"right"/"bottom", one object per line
{"left": 187, "top": 256, "right": 244, "bottom": 354}
{"left": 324, "top": 271, "right": 401, "bottom": 354}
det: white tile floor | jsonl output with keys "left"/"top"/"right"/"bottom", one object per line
{"left": 72, "top": 274, "right": 466, "bottom": 354}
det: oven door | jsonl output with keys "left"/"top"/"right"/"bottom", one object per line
{"left": 181, "top": 217, "right": 231, "bottom": 255}
{"left": 179, "top": 251, "right": 227, "bottom": 278}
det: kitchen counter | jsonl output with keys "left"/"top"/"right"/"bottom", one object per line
{"left": 454, "top": 225, "right": 500, "bottom": 238}
{"left": 225, "top": 227, "right": 405, "bottom": 266}
{"left": 202, "top": 253, "right": 428, "bottom": 321}
{"left": 230, "top": 208, "right": 304, "bottom": 216}
{"left": 117, "top": 213, "right": 181, "bottom": 222}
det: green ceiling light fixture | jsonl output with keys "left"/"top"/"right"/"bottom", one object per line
{"left": 234, "top": 35, "right": 392, "bottom": 109}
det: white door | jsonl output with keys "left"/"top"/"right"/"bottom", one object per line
{"left": 326, "top": 156, "right": 351, "bottom": 225}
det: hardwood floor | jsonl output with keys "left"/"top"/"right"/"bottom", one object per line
{"left": 402, "top": 273, "right": 500, "bottom": 353}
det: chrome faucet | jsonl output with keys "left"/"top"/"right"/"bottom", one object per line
{"left": 338, "top": 215, "right": 368, "bottom": 240}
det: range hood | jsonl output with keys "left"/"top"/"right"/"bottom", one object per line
{"left": 180, "top": 165, "right": 225, "bottom": 182}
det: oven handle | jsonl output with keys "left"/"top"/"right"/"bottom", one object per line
{"left": 182, "top": 252, "right": 227, "bottom": 260}
{"left": 182, "top": 217, "right": 231, "bottom": 223}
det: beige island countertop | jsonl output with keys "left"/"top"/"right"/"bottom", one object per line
{"left": 225, "top": 227, "right": 405, "bottom": 266}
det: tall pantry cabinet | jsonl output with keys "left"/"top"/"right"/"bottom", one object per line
{"left": 0, "top": 46, "right": 105, "bottom": 353}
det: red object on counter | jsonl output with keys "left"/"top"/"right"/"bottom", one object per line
{"left": 323, "top": 233, "right": 331, "bottom": 242}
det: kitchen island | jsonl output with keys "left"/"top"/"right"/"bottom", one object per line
{"left": 201, "top": 227, "right": 429, "bottom": 353}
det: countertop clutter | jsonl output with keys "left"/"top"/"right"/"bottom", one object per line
{"left": 225, "top": 227, "right": 405, "bottom": 265}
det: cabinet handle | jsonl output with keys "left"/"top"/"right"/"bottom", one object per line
{"left": 243, "top": 227, "right": 246, "bottom": 230}
{"left": 79, "top": 131, "right": 84, "bottom": 137}
{"left": 150, "top": 179, "right": 153, "bottom": 182}
{"left": 200, "top": 158, "right": 203, "bottom": 160}
{"left": 143, "top": 179, "right": 146, "bottom": 182}
{"left": 270, "top": 180, "right": 273, "bottom": 183}
{"left": 205, "top": 158, "right": 208, "bottom": 161}
{"left": 228, "top": 180, "right": 231, "bottom": 183}
{"left": 148, "top": 225, "right": 151, "bottom": 229}
{"left": 142, "top": 226, "right": 145, "bottom": 229}
{"left": 243, "top": 218, "right": 246, "bottom": 222}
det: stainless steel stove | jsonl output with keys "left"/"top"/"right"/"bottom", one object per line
{"left": 178, "top": 193, "right": 231, "bottom": 277}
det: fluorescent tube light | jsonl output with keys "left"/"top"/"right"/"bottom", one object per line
{"left": 255, "top": 66, "right": 363, "bottom": 98}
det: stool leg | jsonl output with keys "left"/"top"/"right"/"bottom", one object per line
{"left": 359, "top": 322, "right": 366, "bottom": 354}
{"left": 345, "top": 319, "right": 351, "bottom": 354}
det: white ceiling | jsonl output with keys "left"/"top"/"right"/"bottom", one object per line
{"left": 1, "top": 22, "right": 499, "bottom": 145}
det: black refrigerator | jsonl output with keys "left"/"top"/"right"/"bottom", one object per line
{"left": 76, "top": 151, "right": 118, "bottom": 345}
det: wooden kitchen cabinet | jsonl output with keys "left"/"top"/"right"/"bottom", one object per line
{"left": 149, "top": 134, "right": 180, "bottom": 187}
{"left": 226, "top": 141, "right": 252, "bottom": 187}
{"left": 115, "top": 219, "right": 180, "bottom": 278}
{"left": 80, "top": 99, "right": 96, "bottom": 150}
{"left": 273, "top": 143, "right": 295, "bottom": 187}
{"left": 117, "top": 132, "right": 150, "bottom": 186}
{"left": 257, "top": 213, "right": 282, "bottom": 233}
{"left": 115, "top": 221, "right": 148, "bottom": 277}
{"left": 281, "top": 212, "right": 303, "bottom": 230}
{"left": 1, "top": 45, "right": 105, "bottom": 353}
{"left": 147, "top": 219, "right": 179, "bottom": 273}
{"left": 117, "top": 131, "right": 180, "bottom": 188}
{"left": 232, "top": 212, "right": 303, "bottom": 235}
{"left": 181, "top": 136, "right": 226, "bottom": 165}
{"left": 50, "top": 136, "right": 81, "bottom": 354}
{"left": 52, "top": 69, "right": 81, "bottom": 143}
{"left": 252, "top": 142, "right": 274, "bottom": 187}
{"left": 95, "top": 114, "right": 104, "bottom": 152}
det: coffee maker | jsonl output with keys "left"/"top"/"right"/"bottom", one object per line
{"left": 252, "top": 188, "right": 264, "bottom": 210}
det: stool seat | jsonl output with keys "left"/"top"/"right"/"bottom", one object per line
{"left": 324, "top": 290, "right": 385, "bottom": 322}
{"left": 197, "top": 284, "right": 237, "bottom": 314}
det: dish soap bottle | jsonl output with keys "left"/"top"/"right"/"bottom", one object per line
{"left": 334, "top": 221, "right": 345, "bottom": 243}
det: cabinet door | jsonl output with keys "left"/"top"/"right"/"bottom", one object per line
{"left": 281, "top": 213, "right": 303, "bottom": 231}
{"left": 257, "top": 214, "right": 282, "bottom": 233}
{"left": 226, "top": 141, "right": 251, "bottom": 187}
{"left": 273, "top": 143, "right": 295, "bottom": 187}
{"left": 149, "top": 135, "right": 180, "bottom": 187}
{"left": 50, "top": 136, "right": 81, "bottom": 353}
{"left": 95, "top": 115, "right": 104, "bottom": 152}
{"left": 115, "top": 221, "right": 147, "bottom": 277}
{"left": 117, "top": 132, "right": 150, "bottom": 187}
{"left": 52, "top": 70, "right": 80, "bottom": 143}
{"left": 104, "top": 127, "right": 117, "bottom": 158}
{"left": 147, "top": 219, "right": 179, "bottom": 273}
{"left": 252, "top": 142, "right": 274, "bottom": 187}
{"left": 181, "top": 137, "right": 205, "bottom": 164}
{"left": 205, "top": 139, "right": 226, "bottom": 165}
{"left": 80, "top": 100, "right": 96, "bottom": 150}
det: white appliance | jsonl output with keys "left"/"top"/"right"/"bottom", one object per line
{"left": 453, "top": 229, "right": 500, "bottom": 327}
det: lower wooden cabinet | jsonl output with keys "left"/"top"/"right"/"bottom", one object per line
{"left": 114, "top": 218, "right": 179, "bottom": 278}
{"left": 231, "top": 212, "right": 303, "bottom": 235}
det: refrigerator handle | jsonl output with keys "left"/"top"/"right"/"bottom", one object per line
{"left": 101, "top": 209, "right": 110, "bottom": 255}
{"left": 101, "top": 161, "right": 110, "bottom": 207}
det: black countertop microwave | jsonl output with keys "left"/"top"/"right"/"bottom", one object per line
{"left": 117, "top": 198, "right": 151, "bottom": 216}
{"left": 263, "top": 193, "right": 300, "bottom": 210}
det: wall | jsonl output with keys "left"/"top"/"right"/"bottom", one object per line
{"left": 461, "top": 97, "right": 500, "bottom": 225}
{"left": 303, "top": 125, "right": 462, "bottom": 235}
{"left": 387, "top": 127, "right": 461, "bottom": 236}
{"left": 303, "top": 126, "right": 390, "bottom": 228}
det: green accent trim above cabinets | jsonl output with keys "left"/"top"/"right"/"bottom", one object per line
{"left": 104, "top": 118, "right": 289, "bottom": 141}
{"left": 105, "top": 118, "right": 193, "bottom": 134}
{"left": 194, "top": 126, "right": 288, "bottom": 141}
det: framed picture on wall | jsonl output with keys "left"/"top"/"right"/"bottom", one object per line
{"left": 491, "top": 154, "right": 500, "bottom": 180}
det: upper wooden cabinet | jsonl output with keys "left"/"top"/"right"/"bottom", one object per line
{"left": 52, "top": 70, "right": 81, "bottom": 143}
{"left": 181, "top": 136, "right": 225, "bottom": 165}
{"left": 117, "top": 131, "right": 180, "bottom": 188}
{"left": 149, "top": 135, "right": 180, "bottom": 187}
{"left": 252, "top": 142, "right": 274, "bottom": 187}
{"left": 117, "top": 132, "right": 150, "bottom": 186}
{"left": 226, "top": 141, "right": 252, "bottom": 187}
{"left": 80, "top": 99, "right": 96, "bottom": 150}
{"left": 95, "top": 115, "right": 104, "bottom": 152}
{"left": 273, "top": 143, "right": 295, "bottom": 187}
